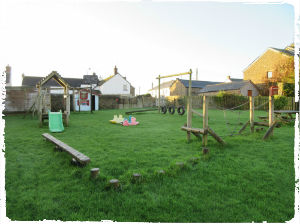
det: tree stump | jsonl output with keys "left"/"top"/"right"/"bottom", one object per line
{"left": 158, "top": 170, "right": 165, "bottom": 175}
{"left": 176, "top": 162, "right": 184, "bottom": 169}
{"left": 202, "top": 147, "right": 209, "bottom": 155}
{"left": 109, "top": 179, "right": 120, "bottom": 189}
{"left": 90, "top": 168, "right": 99, "bottom": 179}
{"left": 132, "top": 173, "right": 142, "bottom": 183}
{"left": 190, "top": 157, "right": 199, "bottom": 164}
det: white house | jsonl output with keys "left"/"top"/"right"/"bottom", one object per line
{"left": 148, "top": 80, "right": 174, "bottom": 97}
{"left": 96, "top": 66, "right": 135, "bottom": 96}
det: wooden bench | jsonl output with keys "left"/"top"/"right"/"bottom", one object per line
{"left": 42, "top": 133, "right": 90, "bottom": 165}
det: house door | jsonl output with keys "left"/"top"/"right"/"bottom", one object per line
{"left": 92, "top": 95, "right": 95, "bottom": 111}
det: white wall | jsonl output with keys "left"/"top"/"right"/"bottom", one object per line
{"left": 149, "top": 87, "right": 170, "bottom": 97}
{"left": 99, "top": 74, "right": 131, "bottom": 95}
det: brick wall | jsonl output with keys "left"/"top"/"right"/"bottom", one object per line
{"left": 244, "top": 49, "right": 294, "bottom": 84}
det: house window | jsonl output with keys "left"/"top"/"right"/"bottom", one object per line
{"left": 267, "top": 71, "right": 272, "bottom": 79}
{"left": 123, "top": 84, "right": 128, "bottom": 91}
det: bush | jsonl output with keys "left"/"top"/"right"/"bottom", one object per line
{"left": 274, "top": 95, "right": 288, "bottom": 110}
{"left": 282, "top": 83, "right": 294, "bottom": 97}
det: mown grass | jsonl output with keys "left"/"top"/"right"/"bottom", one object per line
{"left": 4, "top": 108, "right": 295, "bottom": 222}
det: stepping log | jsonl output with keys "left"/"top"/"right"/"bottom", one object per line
{"left": 90, "top": 168, "right": 100, "bottom": 179}
{"left": 158, "top": 170, "right": 165, "bottom": 175}
{"left": 132, "top": 173, "right": 142, "bottom": 183}
{"left": 190, "top": 157, "right": 199, "bottom": 164}
{"left": 176, "top": 162, "right": 185, "bottom": 168}
{"left": 109, "top": 179, "right": 120, "bottom": 189}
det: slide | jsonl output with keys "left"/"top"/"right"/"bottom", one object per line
{"left": 48, "top": 111, "right": 64, "bottom": 132}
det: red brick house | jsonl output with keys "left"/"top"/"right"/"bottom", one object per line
{"left": 243, "top": 44, "right": 295, "bottom": 95}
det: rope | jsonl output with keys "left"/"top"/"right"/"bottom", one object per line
{"left": 254, "top": 101, "right": 269, "bottom": 109}
{"left": 214, "top": 100, "right": 249, "bottom": 111}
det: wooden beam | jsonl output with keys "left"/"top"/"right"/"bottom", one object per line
{"left": 125, "top": 108, "right": 157, "bottom": 114}
{"left": 202, "top": 95, "right": 208, "bottom": 147}
{"left": 42, "top": 133, "right": 90, "bottom": 165}
{"left": 238, "top": 120, "right": 249, "bottom": 134}
{"left": 187, "top": 71, "right": 192, "bottom": 142}
{"left": 250, "top": 95, "right": 254, "bottom": 133}
{"left": 192, "top": 132, "right": 202, "bottom": 140}
{"left": 263, "top": 121, "right": 277, "bottom": 140}
{"left": 254, "top": 121, "right": 269, "bottom": 127}
{"left": 181, "top": 126, "right": 205, "bottom": 134}
{"left": 158, "top": 75, "right": 160, "bottom": 113}
{"left": 269, "top": 95, "right": 274, "bottom": 136}
{"left": 207, "top": 127, "right": 225, "bottom": 145}
{"left": 156, "top": 71, "right": 192, "bottom": 79}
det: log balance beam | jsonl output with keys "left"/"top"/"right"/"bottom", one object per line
{"left": 42, "top": 133, "right": 90, "bottom": 166}
{"left": 125, "top": 108, "right": 157, "bottom": 115}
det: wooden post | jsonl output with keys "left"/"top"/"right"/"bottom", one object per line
{"left": 250, "top": 95, "right": 254, "bottom": 133}
{"left": 203, "top": 95, "right": 208, "bottom": 146}
{"left": 90, "top": 85, "right": 93, "bottom": 114}
{"left": 109, "top": 179, "right": 120, "bottom": 189}
{"left": 186, "top": 70, "right": 192, "bottom": 142}
{"left": 158, "top": 75, "right": 161, "bottom": 113}
{"left": 38, "top": 87, "right": 42, "bottom": 127}
{"left": 78, "top": 90, "right": 81, "bottom": 112}
{"left": 65, "top": 87, "right": 70, "bottom": 126}
{"left": 269, "top": 95, "right": 274, "bottom": 136}
{"left": 132, "top": 173, "right": 142, "bottom": 183}
{"left": 72, "top": 88, "right": 75, "bottom": 112}
{"left": 90, "top": 168, "right": 99, "bottom": 179}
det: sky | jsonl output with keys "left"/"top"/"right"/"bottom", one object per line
{"left": 0, "top": 0, "right": 297, "bottom": 94}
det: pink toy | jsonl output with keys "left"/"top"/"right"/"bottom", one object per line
{"left": 130, "top": 117, "right": 139, "bottom": 125}
{"left": 122, "top": 120, "right": 129, "bottom": 126}
{"left": 122, "top": 117, "right": 139, "bottom": 126}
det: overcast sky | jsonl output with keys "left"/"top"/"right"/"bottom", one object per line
{"left": 0, "top": 0, "right": 297, "bottom": 94}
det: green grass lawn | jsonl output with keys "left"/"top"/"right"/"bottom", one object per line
{"left": 4, "top": 108, "right": 295, "bottom": 222}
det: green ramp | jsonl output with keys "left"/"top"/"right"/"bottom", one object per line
{"left": 48, "top": 111, "right": 64, "bottom": 132}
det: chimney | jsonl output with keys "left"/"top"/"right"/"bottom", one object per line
{"left": 5, "top": 65, "right": 11, "bottom": 86}
{"left": 196, "top": 68, "right": 198, "bottom": 80}
{"left": 114, "top": 65, "right": 118, "bottom": 75}
{"left": 152, "top": 82, "right": 153, "bottom": 89}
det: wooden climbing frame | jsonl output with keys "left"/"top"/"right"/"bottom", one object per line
{"left": 181, "top": 95, "right": 225, "bottom": 147}
{"left": 239, "top": 89, "right": 277, "bottom": 140}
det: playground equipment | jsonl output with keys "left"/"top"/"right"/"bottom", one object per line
{"left": 42, "top": 133, "right": 90, "bottom": 166}
{"left": 181, "top": 95, "right": 225, "bottom": 147}
{"left": 36, "top": 71, "right": 70, "bottom": 127}
{"left": 48, "top": 110, "right": 64, "bottom": 132}
{"left": 109, "top": 114, "right": 124, "bottom": 124}
{"left": 238, "top": 87, "right": 282, "bottom": 140}
{"left": 125, "top": 108, "right": 158, "bottom": 115}
{"left": 122, "top": 116, "right": 139, "bottom": 126}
